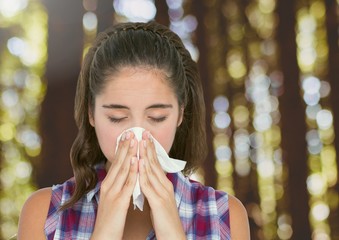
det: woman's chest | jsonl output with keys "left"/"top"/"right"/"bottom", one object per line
{"left": 123, "top": 209, "right": 154, "bottom": 240}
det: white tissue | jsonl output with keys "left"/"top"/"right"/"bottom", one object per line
{"left": 115, "top": 127, "right": 186, "bottom": 211}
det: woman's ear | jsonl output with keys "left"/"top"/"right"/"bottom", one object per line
{"left": 89, "top": 107, "right": 95, "bottom": 127}
{"left": 177, "top": 106, "right": 184, "bottom": 127}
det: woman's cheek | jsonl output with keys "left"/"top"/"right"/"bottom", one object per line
{"left": 102, "top": 139, "right": 118, "bottom": 162}
{"left": 152, "top": 127, "right": 177, "bottom": 153}
{"left": 96, "top": 126, "right": 120, "bottom": 162}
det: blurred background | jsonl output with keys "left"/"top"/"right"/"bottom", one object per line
{"left": 0, "top": 0, "right": 339, "bottom": 239}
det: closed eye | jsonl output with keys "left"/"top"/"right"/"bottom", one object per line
{"left": 108, "top": 117, "right": 127, "bottom": 123}
{"left": 149, "top": 116, "right": 167, "bottom": 123}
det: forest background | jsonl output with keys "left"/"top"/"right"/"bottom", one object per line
{"left": 0, "top": 0, "right": 339, "bottom": 239}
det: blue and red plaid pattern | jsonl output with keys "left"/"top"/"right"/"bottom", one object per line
{"left": 45, "top": 163, "right": 230, "bottom": 239}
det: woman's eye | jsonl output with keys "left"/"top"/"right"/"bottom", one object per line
{"left": 108, "top": 117, "right": 126, "bottom": 123}
{"left": 150, "top": 116, "right": 167, "bottom": 123}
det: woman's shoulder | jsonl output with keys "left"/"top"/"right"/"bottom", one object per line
{"left": 228, "top": 194, "right": 247, "bottom": 215}
{"left": 186, "top": 177, "right": 228, "bottom": 201}
{"left": 182, "top": 176, "right": 250, "bottom": 238}
{"left": 20, "top": 187, "right": 52, "bottom": 220}
{"left": 228, "top": 194, "right": 250, "bottom": 239}
{"left": 17, "top": 187, "right": 52, "bottom": 239}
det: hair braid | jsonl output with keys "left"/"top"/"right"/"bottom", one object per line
{"left": 123, "top": 21, "right": 207, "bottom": 173}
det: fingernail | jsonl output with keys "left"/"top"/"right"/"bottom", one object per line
{"left": 131, "top": 157, "right": 136, "bottom": 165}
{"left": 121, "top": 132, "right": 126, "bottom": 141}
{"left": 143, "top": 140, "right": 146, "bottom": 148}
{"left": 148, "top": 134, "right": 153, "bottom": 143}
{"left": 126, "top": 131, "right": 131, "bottom": 140}
{"left": 130, "top": 139, "right": 135, "bottom": 147}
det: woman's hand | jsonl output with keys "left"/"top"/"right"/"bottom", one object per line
{"left": 139, "top": 131, "right": 186, "bottom": 240}
{"left": 91, "top": 131, "right": 138, "bottom": 239}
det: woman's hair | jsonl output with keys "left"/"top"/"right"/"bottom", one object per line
{"left": 63, "top": 21, "right": 207, "bottom": 209}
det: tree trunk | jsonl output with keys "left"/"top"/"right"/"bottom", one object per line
{"left": 276, "top": 0, "right": 311, "bottom": 239}
{"left": 97, "top": 0, "right": 115, "bottom": 33}
{"left": 37, "top": 0, "right": 84, "bottom": 187}
{"left": 191, "top": 1, "right": 217, "bottom": 188}
{"left": 325, "top": 0, "right": 339, "bottom": 238}
{"left": 155, "top": 0, "right": 170, "bottom": 26}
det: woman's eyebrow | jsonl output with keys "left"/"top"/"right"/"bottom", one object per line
{"left": 146, "top": 104, "right": 173, "bottom": 109}
{"left": 102, "top": 103, "right": 173, "bottom": 110}
{"left": 102, "top": 104, "right": 129, "bottom": 109}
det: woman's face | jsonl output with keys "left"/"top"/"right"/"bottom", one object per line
{"left": 89, "top": 66, "right": 183, "bottom": 162}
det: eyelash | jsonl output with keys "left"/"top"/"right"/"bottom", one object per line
{"left": 108, "top": 117, "right": 167, "bottom": 123}
{"left": 108, "top": 117, "right": 125, "bottom": 123}
{"left": 150, "top": 116, "right": 167, "bottom": 123}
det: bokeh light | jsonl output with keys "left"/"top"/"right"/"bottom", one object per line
{"left": 0, "top": 1, "right": 47, "bottom": 239}
{"left": 1, "top": 0, "right": 338, "bottom": 239}
{"left": 296, "top": 1, "right": 336, "bottom": 237}
{"left": 113, "top": 0, "right": 156, "bottom": 22}
{"left": 83, "top": 11, "right": 98, "bottom": 31}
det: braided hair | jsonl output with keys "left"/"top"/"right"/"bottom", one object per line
{"left": 64, "top": 21, "right": 206, "bottom": 209}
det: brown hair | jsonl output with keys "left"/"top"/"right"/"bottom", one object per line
{"left": 63, "top": 21, "right": 206, "bottom": 209}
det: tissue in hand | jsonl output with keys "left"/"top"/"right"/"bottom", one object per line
{"left": 115, "top": 127, "right": 186, "bottom": 210}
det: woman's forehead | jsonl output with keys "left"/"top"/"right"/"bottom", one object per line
{"left": 97, "top": 67, "right": 177, "bottom": 104}
{"left": 104, "top": 66, "right": 170, "bottom": 89}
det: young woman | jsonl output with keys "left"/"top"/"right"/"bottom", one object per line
{"left": 18, "top": 21, "right": 250, "bottom": 239}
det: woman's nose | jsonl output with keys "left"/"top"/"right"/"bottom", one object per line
{"left": 128, "top": 121, "right": 147, "bottom": 131}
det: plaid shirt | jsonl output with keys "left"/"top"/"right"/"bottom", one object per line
{"left": 45, "top": 163, "right": 230, "bottom": 239}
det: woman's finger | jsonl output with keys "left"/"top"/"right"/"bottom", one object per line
{"left": 138, "top": 158, "right": 157, "bottom": 200}
{"left": 144, "top": 135, "right": 168, "bottom": 185}
{"left": 102, "top": 131, "right": 137, "bottom": 190}
{"left": 139, "top": 157, "right": 175, "bottom": 210}
{"left": 119, "top": 156, "right": 139, "bottom": 199}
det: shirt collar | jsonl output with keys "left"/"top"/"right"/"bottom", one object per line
{"left": 86, "top": 162, "right": 107, "bottom": 203}
{"left": 166, "top": 171, "right": 186, "bottom": 208}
